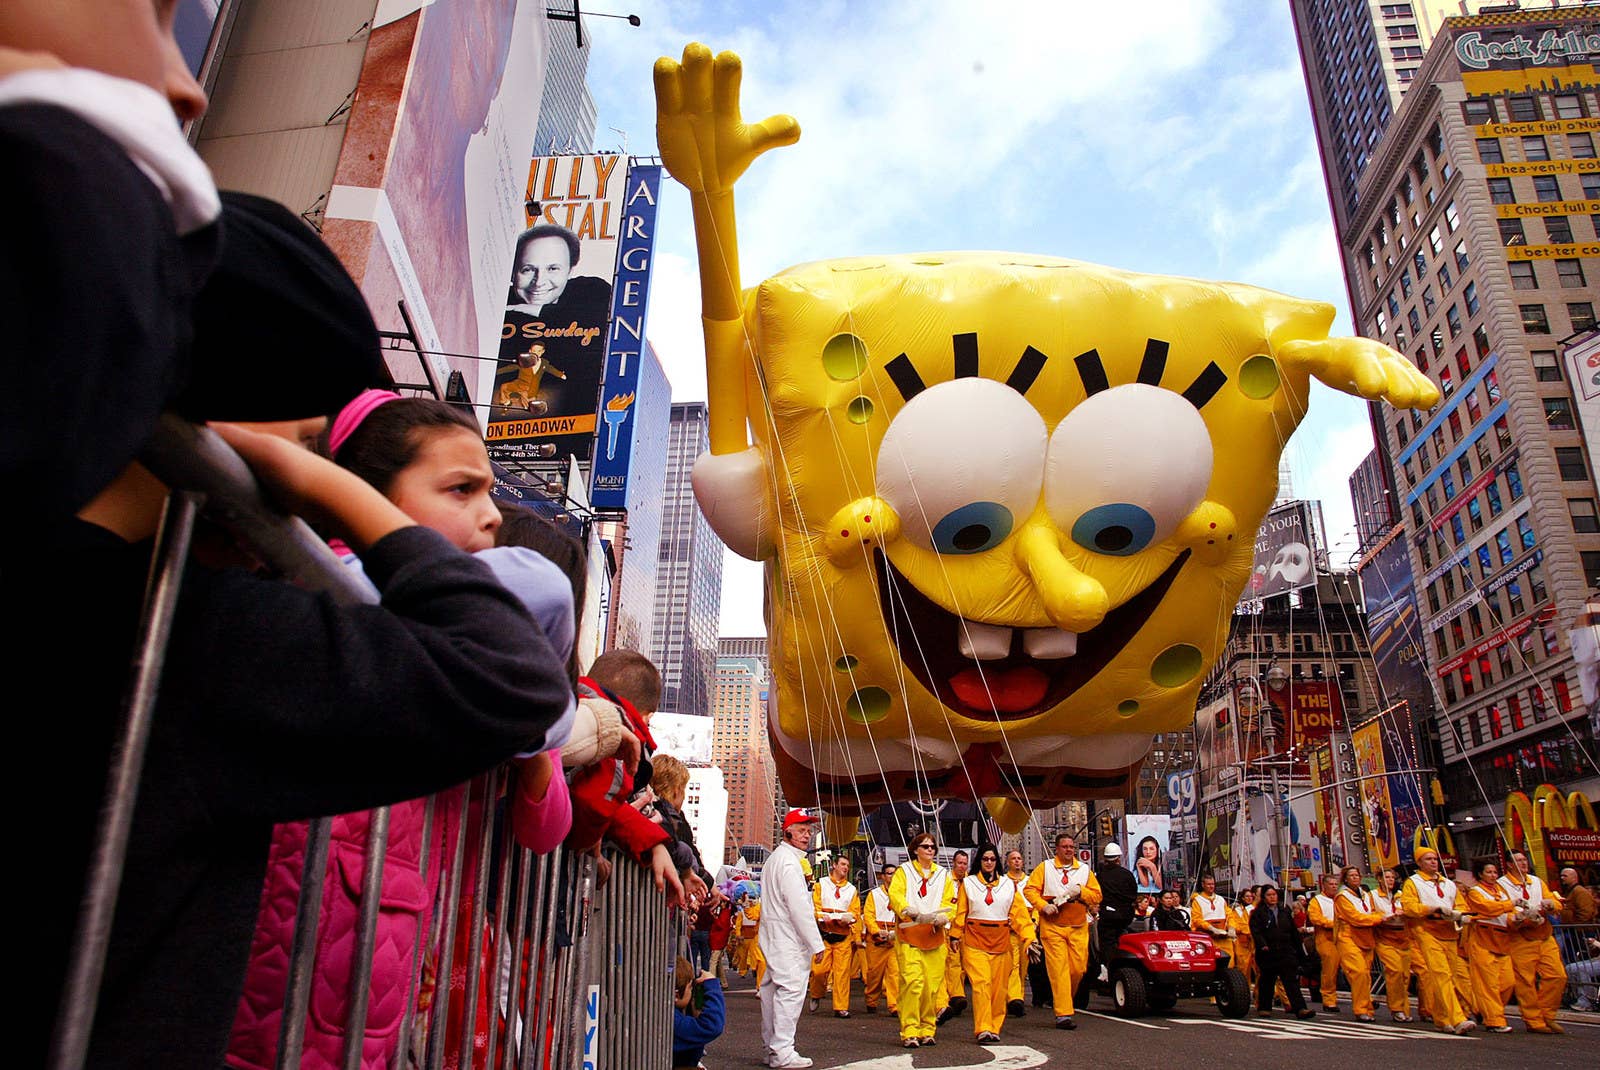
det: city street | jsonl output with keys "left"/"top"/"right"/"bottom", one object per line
{"left": 707, "top": 975, "right": 1598, "bottom": 1067}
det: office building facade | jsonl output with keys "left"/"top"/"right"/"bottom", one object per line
{"left": 1299, "top": 3, "right": 1600, "bottom": 857}
{"left": 650, "top": 403, "right": 724, "bottom": 715}
{"left": 712, "top": 651, "right": 779, "bottom": 861}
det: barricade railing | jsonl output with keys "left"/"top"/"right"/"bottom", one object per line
{"left": 1558, "top": 921, "right": 1600, "bottom": 1010}
{"left": 53, "top": 419, "right": 678, "bottom": 1070}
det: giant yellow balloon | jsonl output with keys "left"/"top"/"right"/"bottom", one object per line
{"left": 654, "top": 43, "right": 1438, "bottom": 817}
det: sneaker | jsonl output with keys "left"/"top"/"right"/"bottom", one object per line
{"left": 770, "top": 1055, "right": 814, "bottom": 1069}
{"left": 1451, "top": 1019, "right": 1476, "bottom": 1035}
{"left": 1355, "top": 1014, "right": 1376, "bottom": 1023}
{"left": 921, "top": 1036, "right": 937, "bottom": 1047}
{"left": 807, "top": 998, "right": 819, "bottom": 1012}
{"left": 1055, "top": 1015, "right": 1076, "bottom": 1030}
{"left": 902, "top": 1038, "right": 919, "bottom": 1048}
{"left": 1008, "top": 999, "right": 1026, "bottom": 1017}
{"left": 1487, "top": 1025, "right": 1513, "bottom": 1034}
{"left": 935, "top": 1005, "right": 957, "bottom": 1025}
{"left": 977, "top": 1031, "right": 1000, "bottom": 1044}
{"left": 1296, "top": 1009, "right": 1316, "bottom": 1020}
{"left": 1324, "top": 1004, "right": 1340, "bottom": 1013}
{"left": 1392, "top": 1013, "right": 1413, "bottom": 1023}
{"left": 834, "top": 1010, "right": 851, "bottom": 1019}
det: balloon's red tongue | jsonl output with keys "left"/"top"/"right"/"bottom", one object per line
{"left": 949, "top": 666, "right": 1049, "bottom": 713}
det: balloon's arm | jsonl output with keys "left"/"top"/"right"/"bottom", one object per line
{"left": 654, "top": 43, "right": 799, "bottom": 455}
{"left": 1277, "top": 336, "right": 1441, "bottom": 411}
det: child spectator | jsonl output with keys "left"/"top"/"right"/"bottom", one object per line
{"left": 672, "top": 957, "right": 726, "bottom": 1070}
{"left": 229, "top": 395, "right": 578, "bottom": 1070}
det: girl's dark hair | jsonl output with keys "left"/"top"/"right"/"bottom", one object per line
{"left": 1473, "top": 859, "right": 1499, "bottom": 880}
{"left": 495, "top": 504, "right": 586, "bottom": 685}
{"left": 332, "top": 398, "right": 480, "bottom": 493}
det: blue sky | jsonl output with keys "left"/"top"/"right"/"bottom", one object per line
{"left": 589, "top": 0, "right": 1378, "bottom": 634}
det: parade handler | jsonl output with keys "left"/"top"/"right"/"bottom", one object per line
{"left": 1400, "top": 847, "right": 1476, "bottom": 1035}
{"left": 1500, "top": 849, "right": 1566, "bottom": 1034}
{"left": 889, "top": 832, "right": 957, "bottom": 1048}
{"left": 809, "top": 854, "right": 862, "bottom": 1017}
{"left": 1307, "top": 872, "right": 1342, "bottom": 1011}
{"left": 1004, "top": 850, "right": 1034, "bottom": 1015}
{"left": 956, "top": 847, "right": 1036, "bottom": 1044}
{"left": 1190, "top": 874, "right": 1237, "bottom": 966}
{"left": 936, "top": 851, "right": 971, "bottom": 1022}
{"left": 1024, "top": 833, "right": 1102, "bottom": 1029}
{"left": 862, "top": 865, "right": 900, "bottom": 1014}
{"left": 1333, "top": 866, "right": 1386, "bottom": 1022}
{"left": 1371, "top": 869, "right": 1415, "bottom": 1022}
{"left": 759, "top": 810, "right": 825, "bottom": 1069}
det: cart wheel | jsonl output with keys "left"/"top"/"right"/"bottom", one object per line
{"left": 1112, "top": 967, "right": 1148, "bottom": 1018}
{"left": 1216, "top": 967, "right": 1251, "bottom": 1019}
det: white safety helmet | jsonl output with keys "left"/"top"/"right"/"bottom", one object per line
{"left": 1103, "top": 842, "right": 1124, "bottom": 859}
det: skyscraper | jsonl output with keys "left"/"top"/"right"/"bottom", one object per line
{"left": 1349, "top": 447, "right": 1397, "bottom": 548}
{"left": 600, "top": 343, "right": 672, "bottom": 652}
{"left": 1297, "top": 2, "right": 1600, "bottom": 857}
{"left": 533, "top": 8, "right": 599, "bottom": 155}
{"left": 712, "top": 646, "right": 779, "bottom": 861}
{"left": 650, "top": 403, "right": 724, "bottom": 715}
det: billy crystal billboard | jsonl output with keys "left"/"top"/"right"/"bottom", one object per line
{"left": 487, "top": 153, "right": 628, "bottom": 462}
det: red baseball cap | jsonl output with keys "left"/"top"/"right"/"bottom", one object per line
{"left": 783, "top": 808, "right": 820, "bottom": 830}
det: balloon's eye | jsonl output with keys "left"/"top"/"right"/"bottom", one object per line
{"left": 1070, "top": 504, "right": 1156, "bottom": 557}
{"left": 932, "top": 502, "right": 1014, "bottom": 555}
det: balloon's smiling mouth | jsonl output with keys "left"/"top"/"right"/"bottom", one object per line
{"left": 872, "top": 549, "right": 1190, "bottom": 721}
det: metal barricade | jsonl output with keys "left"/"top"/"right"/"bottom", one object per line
{"left": 53, "top": 419, "right": 679, "bottom": 1070}
{"left": 1558, "top": 921, "right": 1600, "bottom": 1010}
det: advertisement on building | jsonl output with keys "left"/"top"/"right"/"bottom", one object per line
{"left": 1165, "top": 768, "right": 1198, "bottom": 846}
{"left": 1242, "top": 500, "right": 1319, "bottom": 603}
{"left": 1194, "top": 695, "right": 1237, "bottom": 799}
{"left": 1125, "top": 814, "right": 1172, "bottom": 894}
{"left": 1201, "top": 795, "right": 1234, "bottom": 877}
{"left": 488, "top": 153, "right": 628, "bottom": 460}
{"left": 650, "top": 712, "right": 714, "bottom": 765}
{"left": 590, "top": 163, "right": 662, "bottom": 509}
{"left": 1238, "top": 677, "right": 1341, "bottom": 776}
{"left": 1358, "top": 529, "right": 1435, "bottom": 722}
{"left": 1308, "top": 740, "right": 1345, "bottom": 870}
{"left": 1453, "top": 12, "right": 1600, "bottom": 97}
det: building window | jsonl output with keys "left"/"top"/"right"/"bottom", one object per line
{"left": 1571, "top": 302, "right": 1598, "bottom": 331}
{"left": 1463, "top": 281, "right": 1480, "bottom": 315}
{"left": 1546, "top": 397, "right": 1576, "bottom": 429}
{"left": 1547, "top": 215, "right": 1574, "bottom": 243}
{"left": 1557, "top": 446, "right": 1590, "bottom": 480}
{"left": 1521, "top": 304, "right": 1551, "bottom": 333}
{"left": 1523, "top": 135, "right": 1551, "bottom": 161}
{"left": 1587, "top": 172, "right": 1600, "bottom": 199}
{"left": 1438, "top": 262, "right": 1453, "bottom": 291}
{"left": 1584, "top": 551, "right": 1600, "bottom": 587}
{"left": 1430, "top": 225, "right": 1444, "bottom": 255}
{"left": 1464, "top": 99, "right": 1494, "bottom": 124}
{"left": 1534, "top": 175, "right": 1562, "bottom": 202}
{"left": 1447, "top": 304, "right": 1463, "bottom": 337}
{"left": 1500, "top": 218, "right": 1526, "bottom": 246}
{"left": 1408, "top": 307, "right": 1423, "bottom": 335}
{"left": 1466, "top": 389, "right": 1482, "bottom": 422}
{"left": 1506, "top": 460, "right": 1523, "bottom": 498}
{"left": 1556, "top": 94, "right": 1585, "bottom": 119}
{"left": 1510, "top": 260, "right": 1537, "bottom": 288}
{"left": 1476, "top": 138, "right": 1503, "bottom": 163}
{"left": 1400, "top": 268, "right": 1413, "bottom": 297}
{"left": 1445, "top": 200, "right": 1461, "bottom": 232}
{"left": 1509, "top": 97, "right": 1541, "bottom": 122}
{"left": 1558, "top": 258, "right": 1587, "bottom": 287}
{"left": 1489, "top": 178, "right": 1516, "bottom": 204}
{"left": 1447, "top": 410, "right": 1463, "bottom": 439}
{"left": 1571, "top": 132, "right": 1597, "bottom": 159}
{"left": 1570, "top": 498, "right": 1600, "bottom": 533}
{"left": 1487, "top": 369, "right": 1502, "bottom": 403}
{"left": 1474, "top": 324, "right": 1492, "bottom": 359}
{"left": 1423, "top": 286, "right": 1437, "bottom": 314}
{"left": 1531, "top": 350, "right": 1563, "bottom": 381}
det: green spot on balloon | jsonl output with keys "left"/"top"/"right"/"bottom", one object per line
{"left": 1150, "top": 644, "right": 1203, "bottom": 687}
{"left": 1118, "top": 699, "right": 1140, "bottom": 717}
{"left": 821, "top": 333, "right": 870, "bottom": 380}
{"left": 834, "top": 655, "right": 859, "bottom": 672}
{"left": 1238, "top": 355, "right": 1280, "bottom": 399}
{"left": 845, "top": 396, "right": 874, "bottom": 423}
{"left": 845, "top": 686, "right": 891, "bottom": 723}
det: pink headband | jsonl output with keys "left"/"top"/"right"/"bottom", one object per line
{"left": 329, "top": 389, "right": 402, "bottom": 455}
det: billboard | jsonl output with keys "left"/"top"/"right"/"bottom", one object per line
{"left": 1350, "top": 705, "right": 1429, "bottom": 870}
{"left": 1242, "top": 500, "right": 1318, "bottom": 603}
{"left": 1236, "top": 677, "right": 1341, "bottom": 776}
{"left": 1125, "top": 814, "right": 1172, "bottom": 894}
{"left": 589, "top": 163, "right": 663, "bottom": 510}
{"left": 1165, "top": 768, "right": 1198, "bottom": 846}
{"left": 487, "top": 153, "right": 628, "bottom": 461}
{"left": 1358, "top": 528, "right": 1436, "bottom": 723}
{"left": 1453, "top": 12, "right": 1600, "bottom": 96}
{"left": 1194, "top": 695, "right": 1237, "bottom": 799}
{"left": 650, "top": 712, "right": 713, "bottom": 765}
{"left": 1308, "top": 740, "right": 1344, "bottom": 870}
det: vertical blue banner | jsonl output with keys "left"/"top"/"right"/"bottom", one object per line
{"left": 589, "top": 164, "right": 661, "bottom": 509}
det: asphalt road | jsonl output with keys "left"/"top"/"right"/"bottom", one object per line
{"left": 701, "top": 972, "right": 1599, "bottom": 1068}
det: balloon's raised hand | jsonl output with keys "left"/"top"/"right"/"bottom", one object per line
{"left": 654, "top": 43, "right": 799, "bottom": 196}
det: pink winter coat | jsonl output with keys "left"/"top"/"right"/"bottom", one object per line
{"left": 225, "top": 792, "right": 462, "bottom": 1070}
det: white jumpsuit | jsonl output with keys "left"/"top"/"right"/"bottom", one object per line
{"left": 758, "top": 841, "right": 825, "bottom": 1064}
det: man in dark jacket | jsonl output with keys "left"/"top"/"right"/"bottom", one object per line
{"left": 1095, "top": 843, "right": 1138, "bottom": 948}
{"left": 1250, "top": 886, "right": 1314, "bottom": 1017}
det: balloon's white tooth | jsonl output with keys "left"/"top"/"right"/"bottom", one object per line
{"left": 1023, "top": 627, "right": 1078, "bottom": 659}
{"left": 957, "top": 620, "right": 1013, "bottom": 661}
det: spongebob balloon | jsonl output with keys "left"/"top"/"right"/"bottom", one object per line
{"left": 654, "top": 44, "right": 1438, "bottom": 832}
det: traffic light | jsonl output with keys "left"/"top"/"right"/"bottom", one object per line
{"left": 1098, "top": 811, "right": 1114, "bottom": 841}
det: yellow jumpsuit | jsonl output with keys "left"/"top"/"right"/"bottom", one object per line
{"left": 1400, "top": 874, "right": 1469, "bottom": 1031}
{"left": 889, "top": 860, "right": 957, "bottom": 1041}
{"left": 739, "top": 901, "right": 767, "bottom": 987}
{"left": 809, "top": 875, "right": 862, "bottom": 1012}
{"left": 1230, "top": 903, "right": 1255, "bottom": 986}
{"left": 1307, "top": 893, "right": 1341, "bottom": 1009}
{"left": 1024, "top": 859, "right": 1103, "bottom": 1019}
{"left": 1334, "top": 888, "right": 1385, "bottom": 1018}
{"left": 937, "top": 922, "right": 967, "bottom": 1013}
{"left": 1190, "top": 891, "right": 1236, "bottom": 966}
{"left": 955, "top": 873, "right": 1036, "bottom": 1038}
{"left": 1462, "top": 883, "right": 1517, "bottom": 1028}
{"left": 1371, "top": 890, "right": 1413, "bottom": 1018}
{"left": 1006, "top": 872, "right": 1032, "bottom": 1005}
{"left": 1500, "top": 872, "right": 1565, "bottom": 1032}
{"left": 861, "top": 886, "right": 899, "bottom": 1013}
